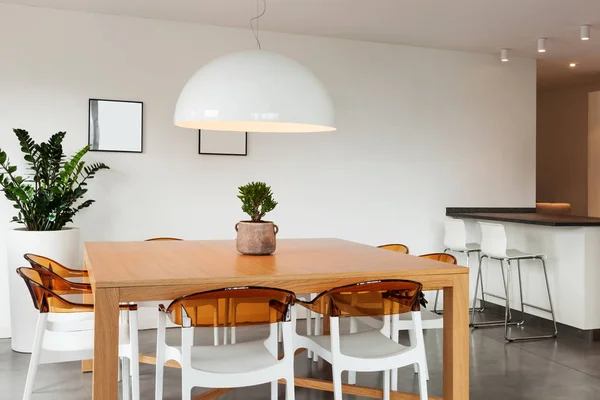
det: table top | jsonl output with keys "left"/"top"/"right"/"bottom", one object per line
{"left": 84, "top": 238, "right": 467, "bottom": 289}
{"left": 447, "top": 211, "right": 600, "bottom": 226}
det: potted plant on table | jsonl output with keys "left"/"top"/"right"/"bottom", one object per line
{"left": 0, "top": 129, "right": 108, "bottom": 352}
{"left": 235, "top": 181, "right": 279, "bottom": 255}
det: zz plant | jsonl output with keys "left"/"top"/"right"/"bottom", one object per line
{"left": 0, "top": 128, "right": 109, "bottom": 231}
{"left": 237, "top": 181, "right": 278, "bottom": 222}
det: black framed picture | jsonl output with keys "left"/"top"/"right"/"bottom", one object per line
{"left": 198, "top": 130, "right": 248, "bottom": 156}
{"left": 88, "top": 99, "right": 143, "bottom": 153}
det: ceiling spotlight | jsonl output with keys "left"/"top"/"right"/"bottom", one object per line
{"left": 500, "top": 48, "right": 510, "bottom": 62}
{"left": 570, "top": 63, "right": 577, "bottom": 67}
{"left": 581, "top": 25, "right": 591, "bottom": 40}
{"left": 537, "top": 38, "right": 547, "bottom": 53}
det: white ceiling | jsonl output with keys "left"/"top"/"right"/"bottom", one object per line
{"left": 3, "top": 0, "right": 600, "bottom": 87}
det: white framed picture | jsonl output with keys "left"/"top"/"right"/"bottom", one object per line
{"left": 198, "top": 130, "right": 248, "bottom": 156}
{"left": 88, "top": 99, "right": 143, "bottom": 153}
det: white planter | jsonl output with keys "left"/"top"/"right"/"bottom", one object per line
{"left": 6, "top": 227, "right": 81, "bottom": 353}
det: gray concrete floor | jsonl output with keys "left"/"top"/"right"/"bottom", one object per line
{"left": 2, "top": 312, "right": 600, "bottom": 399}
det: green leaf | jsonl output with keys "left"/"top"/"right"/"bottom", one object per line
{"left": 0, "top": 129, "right": 109, "bottom": 230}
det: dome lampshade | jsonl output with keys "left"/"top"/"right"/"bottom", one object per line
{"left": 174, "top": 50, "right": 336, "bottom": 133}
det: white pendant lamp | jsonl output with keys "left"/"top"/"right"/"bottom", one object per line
{"left": 174, "top": 0, "right": 335, "bottom": 133}
{"left": 174, "top": 49, "right": 335, "bottom": 133}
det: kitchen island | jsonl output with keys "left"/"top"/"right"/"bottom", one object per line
{"left": 447, "top": 207, "right": 600, "bottom": 338}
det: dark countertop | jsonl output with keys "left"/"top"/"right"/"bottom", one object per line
{"left": 446, "top": 208, "right": 600, "bottom": 227}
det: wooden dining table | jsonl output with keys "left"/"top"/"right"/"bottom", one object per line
{"left": 85, "top": 238, "right": 469, "bottom": 399}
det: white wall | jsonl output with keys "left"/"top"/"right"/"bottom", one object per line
{"left": 0, "top": 3, "right": 537, "bottom": 337}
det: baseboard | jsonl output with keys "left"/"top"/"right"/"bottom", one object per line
{"left": 0, "top": 326, "right": 11, "bottom": 339}
{"left": 481, "top": 301, "right": 600, "bottom": 342}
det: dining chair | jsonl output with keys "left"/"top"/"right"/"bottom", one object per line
{"left": 16, "top": 267, "right": 140, "bottom": 400}
{"left": 145, "top": 237, "right": 184, "bottom": 241}
{"left": 377, "top": 244, "right": 410, "bottom": 254}
{"left": 24, "top": 253, "right": 88, "bottom": 282}
{"left": 293, "top": 280, "right": 428, "bottom": 400}
{"left": 155, "top": 287, "right": 296, "bottom": 400}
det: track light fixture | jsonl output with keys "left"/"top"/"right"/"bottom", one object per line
{"left": 500, "top": 48, "right": 510, "bottom": 62}
{"left": 537, "top": 38, "right": 547, "bottom": 53}
{"left": 581, "top": 25, "right": 591, "bottom": 41}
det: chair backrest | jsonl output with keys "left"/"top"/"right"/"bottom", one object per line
{"left": 165, "top": 287, "right": 296, "bottom": 328}
{"left": 419, "top": 253, "right": 457, "bottom": 264}
{"left": 479, "top": 221, "right": 508, "bottom": 258}
{"left": 145, "top": 237, "right": 183, "bottom": 241}
{"left": 443, "top": 218, "right": 468, "bottom": 251}
{"left": 301, "top": 280, "right": 423, "bottom": 317}
{"left": 24, "top": 253, "right": 88, "bottom": 279}
{"left": 25, "top": 263, "right": 91, "bottom": 295}
{"left": 16, "top": 267, "right": 93, "bottom": 314}
{"left": 377, "top": 244, "right": 409, "bottom": 254}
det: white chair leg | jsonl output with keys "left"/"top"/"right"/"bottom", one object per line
{"left": 182, "top": 384, "right": 192, "bottom": 400}
{"left": 332, "top": 368, "right": 343, "bottom": 400}
{"left": 407, "top": 329, "right": 429, "bottom": 380}
{"left": 347, "top": 317, "right": 358, "bottom": 384}
{"left": 278, "top": 322, "right": 283, "bottom": 343}
{"left": 305, "top": 308, "right": 313, "bottom": 359}
{"left": 122, "top": 357, "right": 131, "bottom": 400}
{"left": 408, "top": 329, "right": 419, "bottom": 375}
{"left": 231, "top": 326, "right": 237, "bottom": 344}
{"left": 313, "top": 315, "right": 321, "bottom": 362}
{"left": 285, "top": 375, "right": 295, "bottom": 400}
{"left": 417, "top": 361, "right": 429, "bottom": 400}
{"left": 383, "top": 370, "right": 391, "bottom": 400}
{"left": 271, "top": 380, "right": 278, "bottom": 400}
{"left": 129, "top": 310, "right": 140, "bottom": 400}
{"left": 155, "top": 313, "right": 167, "bottom": 400}
{"left": 23, "top": 313, "right": 46, "bottom": 400}
{"left": 391, "top": 367, "right": 398, "bottom": 392}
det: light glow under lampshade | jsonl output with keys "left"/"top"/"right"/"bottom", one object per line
{"left": 174, "top": 50, "right": 336, "bottom": 133}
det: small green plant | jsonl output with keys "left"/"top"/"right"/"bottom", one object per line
{"left": 237, "top": 181, "right": 278, "bottom": 222}
{"left": 0, "top": 129, "right": 109, "bottom": 231}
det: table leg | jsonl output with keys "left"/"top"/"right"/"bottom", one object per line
{"left": 443, "top": 273, "right": 469, "bottom": 400}
{"left": 82, "top": 290, "right": 94, "bottom": 373}
{"left": 93, "top": 287, "right": 120, "bottom": 400}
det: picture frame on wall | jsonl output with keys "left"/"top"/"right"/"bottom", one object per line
{"left": 198, "top": 130, "right": 248, "bottom": 156}
{"left": 88, "top": 99, "right": 143, "bottom": 153}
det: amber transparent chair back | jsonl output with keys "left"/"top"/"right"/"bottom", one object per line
{"left": 16, "top": 267, "right": 93, "bottom": 314}
{"left": 23, "top": 263, "right": 91, "bottom": 296}
{"left": 301, "top": 280, "right": 423, "bottom": 317}
{"left": 419, "top": 253, "right": 457, "bottom": 264}
{"left": 377, "top": 244, "right": 409, "bottom": 254}
{"left": 166, "top": 287, "right": 296, "bottom": 328}
{"left": 24, "top": 253, "right": 88, "bottom": 279}
{"left": 145, "top": 237, "right": 183, "bottom": 241}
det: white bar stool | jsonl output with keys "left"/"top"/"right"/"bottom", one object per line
{"left": 470, "top": 221, "right": 558, "bottom": 342}
{"left": 438, "top": 218, "right": 483, "bottom": 313}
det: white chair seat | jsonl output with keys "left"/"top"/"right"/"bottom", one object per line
{"left": 505, "top": 249, "right": 546, "bottom": 260}
{"left": 309, "top": 330, "right": 409, "bottom": 359}
{"left": 171, "top": 340, "right": 279, "bottom": 374}
{"left": 465, "top": 242, "right": 481, "bottom": 251}
{"left": 398, "top": 309, "right": 443, "bottom": 329}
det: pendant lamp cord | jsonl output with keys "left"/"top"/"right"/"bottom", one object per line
{"left": 250, "top": 0, "right": 266, "bottom": 49}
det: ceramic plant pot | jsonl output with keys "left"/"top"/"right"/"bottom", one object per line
{"left": 6, "top": 227, "right": 81, "bottom": 352}
{"left": 235, "top": 221, "right": 279, "bottom": 255}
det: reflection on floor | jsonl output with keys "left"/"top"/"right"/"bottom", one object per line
{"left": 2, "top": 311, "right": 600, "bottom": 399}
